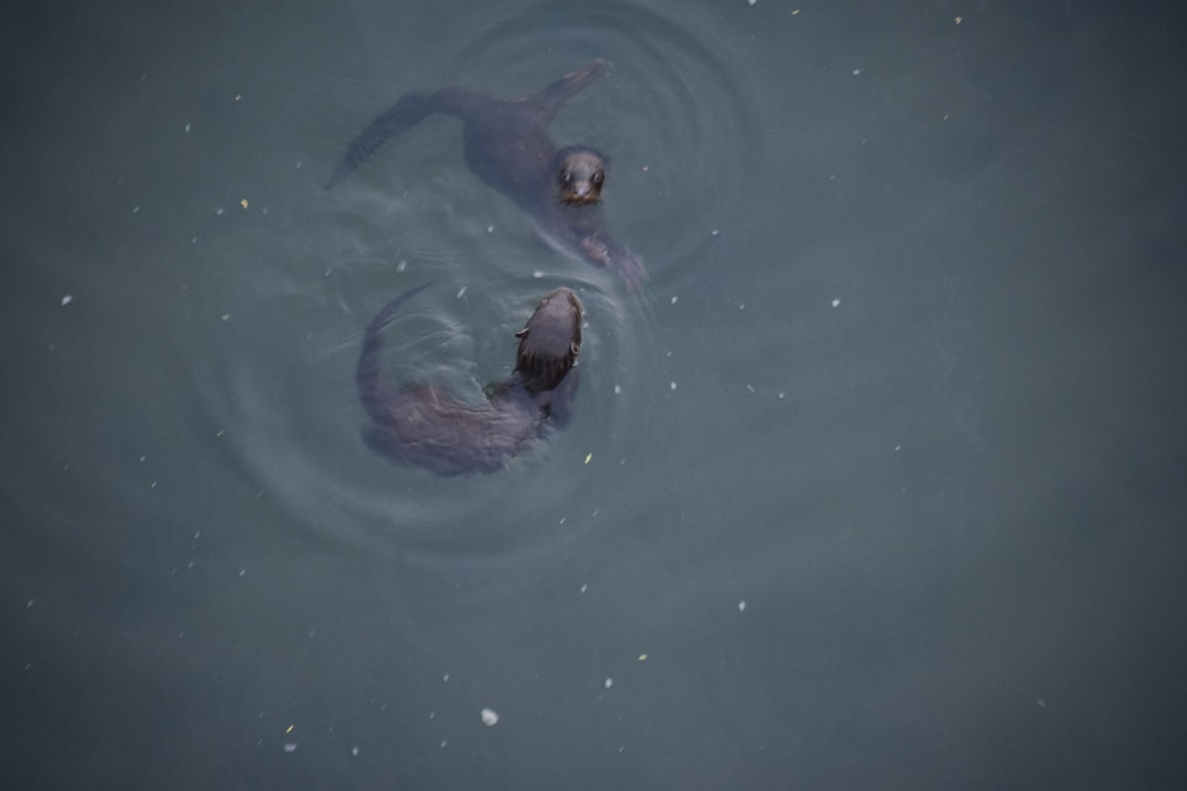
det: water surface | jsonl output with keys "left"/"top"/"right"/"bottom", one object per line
{"left": 3, "top": 0, "right": 1186, "bottom": 788}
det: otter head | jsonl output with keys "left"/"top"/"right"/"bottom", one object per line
{"left": 554, "top": 146, "right": 606, "bottom": 205}
{"left": 514, "top": 287, "right": 583, "bottom": 394}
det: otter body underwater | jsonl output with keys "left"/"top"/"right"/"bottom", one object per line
{"left": 327, "top": 60, "right": 646, "bottom": 288}
{"left": 356, "top": 284, "right": 583, "bottom": 476}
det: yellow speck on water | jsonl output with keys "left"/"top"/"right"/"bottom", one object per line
{"left": 240, "top": 199, "right": 249, "bottom": 209}
{"left": 638, "top": 654, "right": 647, "bottom": 661}
{"left": 584, "top": 453, "right": 593, "bottom": 464}
{"left": 184, "top": 123, "right": 190, "bottom": 133}
{"left": 955, "top": 16, "right": 963, "bottom": 24}
{"left": 285, "top": 724, "right": 294, "bottom": 733}
{"left": 791, "top": 8, "right": 800, "bottom": 14}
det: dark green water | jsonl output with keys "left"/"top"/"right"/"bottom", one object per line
{"left": 3, "top": 0, "right": 1186, "bottom": 788}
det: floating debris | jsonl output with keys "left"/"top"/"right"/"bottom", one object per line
{"left": 481, "top": 708, "right": 499, "bottom": 726}
{"left": 60, "top": 295, "right": 73, "bottom": 306}
{"left": 737, "top": 601, "right": 747, "bottom": 613}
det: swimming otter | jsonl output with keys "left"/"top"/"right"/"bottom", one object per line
{"left": 356, "top": 284, "right": 583, "bottom": 476}
{"left": 327, "top": 60, "right": 646, "bottom": 288}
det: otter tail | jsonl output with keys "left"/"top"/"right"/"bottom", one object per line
{"left": 356, "top": 282, "right": 434, "bottom": 419}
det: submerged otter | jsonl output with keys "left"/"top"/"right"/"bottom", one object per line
{"left": 357, "top": 284, "right": 583, "bottom": 476}
{"left": 327, "top": 60, "right": 646, "bottom": 288}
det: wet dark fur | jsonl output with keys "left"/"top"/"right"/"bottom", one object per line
{"left": 356, "top": 285, "right": 582, "bottom": 476}
{"left": 327, "top": 61, "right": 646, "bottom": 288}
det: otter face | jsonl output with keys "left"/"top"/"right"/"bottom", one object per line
{"left": 554, "top": 146, "right": 606, "bottom": 205}
{"left": 514, "top": 287, "right": 583, "bottom": 394}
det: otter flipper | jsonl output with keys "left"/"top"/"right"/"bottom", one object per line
{"left": 326, "top": 93, "right": 435, "bottom": 190}
{"left": 326, "top": 87, "right": 499, "bottom": 190}
{"left": 522, "top": 60, "right": 612, "bottom": 124}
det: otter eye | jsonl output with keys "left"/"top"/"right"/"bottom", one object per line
{"left": 560, "top": 171, "right": 572, "bottom": 182}
{"left": 592, "top": 171, "right": 604, "bottom": 186}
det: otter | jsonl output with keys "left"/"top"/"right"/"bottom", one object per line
{"left": 356, "top": 284, "right": 583, "bottom": 476}
{"left": 327, "top": 60, "right": 646, "bottom": 288}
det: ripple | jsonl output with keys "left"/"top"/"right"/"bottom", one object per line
{"left": 451, "top": 0, "right": 764, "bottom": 278}
{"left": 216, "top": 1, "right": 760, "bottom": 569}
{"left": 206, "top": 270, "right": 659, "bottom": 567}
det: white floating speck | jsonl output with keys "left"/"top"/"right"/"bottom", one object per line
{"left": 440, "top": 740, "right": 448, "bottom": 748}
{"left": 26, "top": 600, "right": 34, "bottom": 608}
{"left": 456, "top": 287, "right": 466, "bottom": 298}
{"left": 396, "top": 260, "right": 407, "bottom": 272}
{"left": 748, "top": 0, "right": 757, "bottom": 5}
{"left": 533, "top": 271, "right": 544, "bottom": 278}
{"left": 778, "top": 392, "right": 785, "bottom": 399}
{"left": 852, "top": 69, "right": 861, "bottom": 76}
{"left": 221, "top": 314, "right": 231, "bottom": 321}
{"left": 132, "top": 205, "right": 140, "bottom": 214}
{"left": 613, "top": 384, "right": 621, "bottom": 394}
{"left": 351, "top": 746, "right": 359, "bottom": 756}
{"left": 215, "top": 207, "right": 224, "bottom": 216}
{"left": 580, "top": 584, "right": 588, "bottom": 593}
{"left": 481, "top": 708, "right": 499, "bottom": 726}
{"left": 60, "top": 295, "right": 73, "bottom": 306}
{"left": 442, "top": 674, "right": 449, "bottom": 682}
{"left": 670, "top": 381, "right": 677, "bottom": 390}
{"left": 486, "top": 225, "right": 495, "bottom": 233}
{"left": 738, "top": 303, "right": 746, "bottom": 310}
{"left": 239, "top": 568, "right": 247, "bottom": 576}
{"left": 671, "top": 295, "right": 678, "bottom": 304}
{"left": 737, "top": 601, "right": 747, "bottom": 613}
{"left": 894, "top": 445, "right": 901, "bottom": 451}
{"left": 604, "top": 678, "right": 613, "bottom": 689}
{"left": 283, "top": 743, "right": 297, "bottom": 753}
{"left": 711, "top": 229, "right": 719, "bottom": 236}
{"left": 746, "top": 384, "right": 755, "bottom": 393}
{"left": 831, "top": 298, "right": 840, "bottom": 308}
